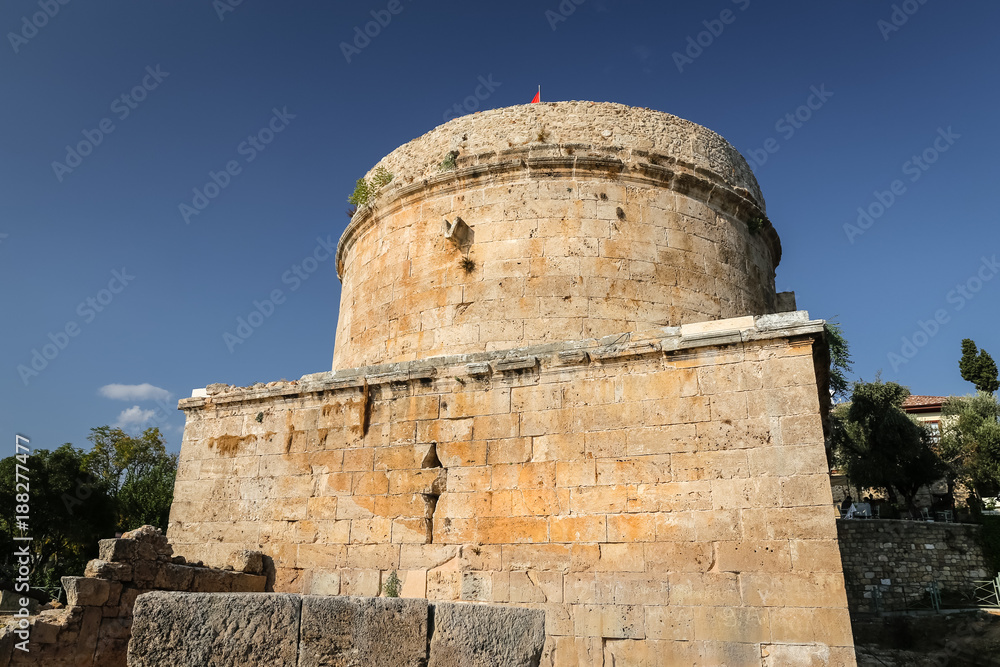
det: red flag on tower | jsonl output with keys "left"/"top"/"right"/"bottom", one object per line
{"left": 531, "top": 86, "right": 540, "bottom": 104}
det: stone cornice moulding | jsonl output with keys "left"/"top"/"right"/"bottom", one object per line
{"left": 335, "top": 149, "right": 781, "bottom": 282}
{"left": 178, "top": 311, "right": 823, "bottom": 412}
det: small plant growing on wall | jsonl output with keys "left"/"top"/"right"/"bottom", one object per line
{"left": 370, "top": 165, "right": 393, "bottom": 190}
{"left": 460, "top": 257, "right": 476, "bottom": 274}
{"left": 383, "top": 570, "right": 401, "bottom": 597}
{"left": 348, "top": 166, "right": 394, "bottom": 208}
{"left": 440, "top": 150, "right": 459, "bottom": 172}
{"left": 747, "top": 215, "right": 767, "bottom": 235}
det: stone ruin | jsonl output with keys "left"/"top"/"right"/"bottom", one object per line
{"left": 0, "top": 525, "right": 267, "bottom": 666}
{"left": 165, "top": 102, "right": 858, "bottom": 665}
{"left": 8, "top": 101, "right": 860, "bottom": 666}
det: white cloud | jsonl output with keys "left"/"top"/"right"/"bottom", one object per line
{"left": 114, "top": 406, "right": 158, "bottom": 429}
{"left": 100, "top": 383, "right": 171, "bottom": 402}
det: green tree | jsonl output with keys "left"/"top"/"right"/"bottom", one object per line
{"left": 960, "top": 339, "right": 1000, "bottom": 394}
{"left": 831, "top": 378, "right": 944, "bottom": 516}
{"left": 84, "top": 426, "right": 177, "bottom": 532}
{"left": 0, "top": 445, "right": 115, "bottom": 598}
{"left": 825, "top": 321, "right": 853, "bottom": 401}
{"left": 940, "top": 392, "right": 1000, "bottom": 500}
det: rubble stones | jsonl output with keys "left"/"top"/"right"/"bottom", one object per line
{"left": 0, "top": 526, "right": 265, "bottom": 667}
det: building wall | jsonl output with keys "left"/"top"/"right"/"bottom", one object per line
{"left": 168, "top": 316, "right": 857, "bottom": 667}
{"left": 332, "top": 102, "right": 782, "bottom": 371}
{"left": 837, "top": 519, "right": 991, "bottom": 614}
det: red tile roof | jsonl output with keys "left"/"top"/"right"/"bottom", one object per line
{"left": 902, "top": 395, "right": 948, "bottom": 410}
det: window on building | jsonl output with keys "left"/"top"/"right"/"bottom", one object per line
{"left": 925, "top": 420, "right": 941, "bottom": 444}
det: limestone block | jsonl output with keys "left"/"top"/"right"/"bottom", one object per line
{"left": 230, "top": 573, "right": 267, "bottom": 592}
{"left": 190, "top": 568, "right": 233, "bottom": 592}
{"left": 573, "top": 604, "right": 644, "bottom": 640}
{"left": 769, "top": 607, "right": 854, "bottom": 647}
{"left": 85, "top": 559, "right": 132, "bottom": 582}
{"left": 668, "top": 573, "right": 742, "bottom": 607}
{"left": 131, "top": 560, "right": 159, "bottom": 587}
{"left": 94, "top": 617, "right": 132, "bottom": 667}
{"left": 715, "top": 541, "right": 792, "bottom": 573}
{"left": 127, "top": 592, "right": 301, "bottom": 666}
{"left": 550, "top": 515, "right": 607, "bottom": 543}
{"left": 99, "top": 539, "right": 137, "bottom": 563}
{"left": 121, "top": 525, "right": 173, "bottom": 560}
{"left": 298, "top": 596, "right": 429, "bottom": 667}
{"left": 428, "top": 601, "right": 546, "bottom": 667}
{"left": 388, "top": 468, "right": 446, "bottom": 495}
{"left": 232, "top": 549, "right": 265, "bottom": 575}
{"left": 501, "top": 545, "right": 571, "bottom": 573}
{"left": 341, "top": 570, "right": 382, "bottom": 597}
{"left": 644, "top": 606, "right": 694, "bottom": 641}
{"left": 62, "top": 576, "right": 111, "bottom": 606}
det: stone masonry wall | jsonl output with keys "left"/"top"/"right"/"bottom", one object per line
{"left": 837, "top": 519, "right": 992, "bottom": 614}
{"left": 0, "top": 526, "right": 266, "bottom": 667}
{"left": 333, "top": 158, "right": 780, "bottom": 370}
{"left": 168, "top": 313, "right": 857, "bottom": 667}
{"left": 333, "top": 102, "right": 783, "bottom": 370}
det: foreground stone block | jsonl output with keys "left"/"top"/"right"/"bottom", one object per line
{"left": 62, "top": 576, "right": 111, "bottom": 606}
{"left": 429, "top": 602, "right": 546, "bottom": 667}
{"left": 299, "top": 596, "right": 428, "bottom": 667}
{"left": 127, "top": 592, "right": 300, "bottom": 666}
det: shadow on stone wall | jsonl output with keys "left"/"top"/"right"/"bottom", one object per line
{"left": 0, "top": 526, "right": 266, "bottom": 666}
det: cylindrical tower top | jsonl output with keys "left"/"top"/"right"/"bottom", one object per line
{"left": 333, "top": 101, "right": 782, "bottom": 371}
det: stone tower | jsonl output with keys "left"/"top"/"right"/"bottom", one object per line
{"left": 333, "top": 102, "right": 786, "bottom": 370}
{"left": 169, "top": 102, "right": 856, "bottom": 666}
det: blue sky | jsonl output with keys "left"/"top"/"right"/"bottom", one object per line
{"left": 2, "top": 0, "right": 998, "bottom": 454}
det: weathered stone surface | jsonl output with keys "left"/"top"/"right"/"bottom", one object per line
{"left": 85, "top": 560, "right": 132, "bottom": 581}
{"left": 332, "top": 103, "right": 780, "bottom": 371}
{"left": 127, "top": 592, "right": 300, "bottom": 666}
{"left": 299, "top": 596, "right": 428, "bottom": 667}
{"left": 99, "top": 538, "right": 137, "bottom": 563}
{"left": 233, "top": 549, "right": 264, "bottom": 575}
{"left": 166, "top": 101, "right": 858, "bottom": 665}
{"left": 429, "top": 602, "right": 545, "bottom": 667}
{"left": 121, "top": 525, "right": 172, "bottom": 560}
{"left": 62, "top": 576, "right": 111, "bottom": 606}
